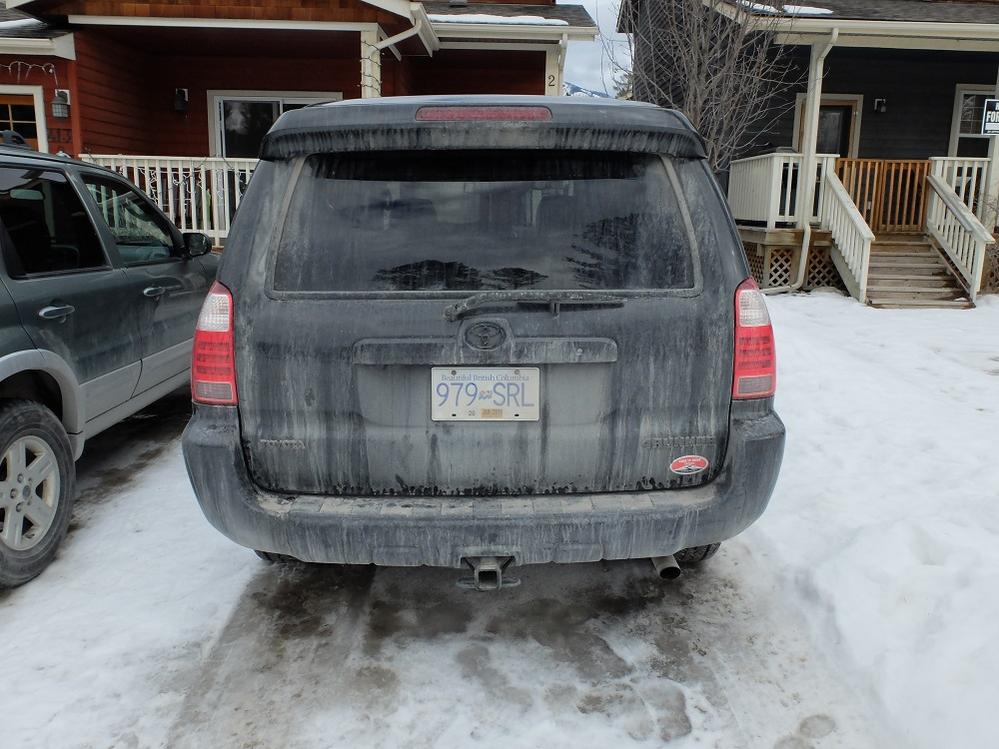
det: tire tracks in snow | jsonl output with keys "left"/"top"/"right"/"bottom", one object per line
{"left": 161, "top": 546, "right": 897, "bottom": 748}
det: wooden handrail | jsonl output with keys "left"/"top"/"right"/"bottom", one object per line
{"left": 926, "top": 174, "right": 994, "bottom": 244}
{"left": 820, "top": 169, "right": 875, "bottom": 303}
{"left": 825, "top": 173, "right": 876, "bottom": 241}
{"left": 925, "top": 173, "right": 993, "bottom": 302}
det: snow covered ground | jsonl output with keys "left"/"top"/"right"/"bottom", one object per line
{"left": 0, "top": 293, "right": 996, "bottom": 748}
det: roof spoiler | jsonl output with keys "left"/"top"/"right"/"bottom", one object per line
{"left": 259, "top": 96, "right": 708, "bottom": 161}
{"left": 261, "top": 123, "right": 706, "bottom": 160}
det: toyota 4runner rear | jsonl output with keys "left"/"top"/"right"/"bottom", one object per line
{"left": 182, "top": 96, "right": 785, "bottom": 588}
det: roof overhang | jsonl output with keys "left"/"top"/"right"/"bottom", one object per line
{"left": 430, "top": 21, "right": 595, "bottom": 43}
{"left": 0, "top": 32, "right": 74, "bottom": 59}
{"left": 716, "top": 1, "right": 999, "bottom": 52}
{"left": 7, "top": 0, "right": 412, "bottom": 12}
{"left": 65, "top": 15, "right": 378, "bottom": 31}
{"left": 61, "top": 5, "right": 439, "bottom": 54}
{"left": 410, "top": 3, "right": 440, "bottom": 53}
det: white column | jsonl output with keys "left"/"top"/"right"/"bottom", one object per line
{"left": 360, "top": 28, "right": 382, "bottom": 99}
{"left": 798, "top": 43, "right": 826, "bottom": 228}
{"left": 543, "top": 35, "right": 568, "bottom": 95}
{"left": 544, "top": 47, "right": 560, "bottom": 95}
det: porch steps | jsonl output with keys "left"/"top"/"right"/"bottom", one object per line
{"left": 865, "top": 237, "right": 971, "bottom": 309}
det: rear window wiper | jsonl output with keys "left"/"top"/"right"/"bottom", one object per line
{"left": 443, "top": 291, "right": 626, "bottom": 321}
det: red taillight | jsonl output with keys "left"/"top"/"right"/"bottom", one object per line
{"left": 733, "top": 277, "right": 776, "bottom": 399}
{"left": 192, "top": 281, "right": 237, "bottom": 405}
{"left": 415, "top": 106, "right": 552, "bottom": 122}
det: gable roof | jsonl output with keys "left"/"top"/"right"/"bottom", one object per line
{"left": 740, "top": 0, "right": 999, "bottom": 24}
{"left": 706, "top": 0, "right": 999, "bottom": 50}
{"left": 0, "top": 1, "right": 594, "bottom": 47}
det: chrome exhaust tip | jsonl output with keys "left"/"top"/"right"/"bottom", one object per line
{"left": 651, "top": 555, "right": 682, "bottom": 581}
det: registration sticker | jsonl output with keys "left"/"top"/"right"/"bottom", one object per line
{"left": 431, "top": 367, "right": 540, "bottom": 421}
{"left": 669, "top": 455, "right": 709, "bottom": 475}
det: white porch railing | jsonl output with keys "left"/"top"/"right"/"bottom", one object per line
{"left": 819, "top": 168, "right": 875, "bottom": 303}
{"left": 81, "top": 155, "right": 260, "bottom": 244}
{"left": 925, "top": 173, "right": 994, "bottom": 303}
{"left": 727, "top": 152, "right": 838, "bottom": 228}
{"left": 929, "top": 157, "right": 991, "bottom": 224}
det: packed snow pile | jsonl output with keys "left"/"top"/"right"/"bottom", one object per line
{"left": 758, "top": 293, "right": 999, "bottom": 749}
{"left": 428, "top": 13, "right": 569, "bottom": 26}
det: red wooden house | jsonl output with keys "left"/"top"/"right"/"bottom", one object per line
{"left": 0, "top": 0, "right": 596, "bottom": 240}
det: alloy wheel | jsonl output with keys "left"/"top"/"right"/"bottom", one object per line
{"left": 0, "top": 436, "right": 61, "bottom": 552}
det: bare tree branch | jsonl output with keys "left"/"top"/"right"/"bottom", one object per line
{"left": 617, "top": 0, "right": 804, "bottom": 172}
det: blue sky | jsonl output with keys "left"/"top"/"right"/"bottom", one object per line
{"left": 562, "top": 0, "right": 629, "bottom": 94}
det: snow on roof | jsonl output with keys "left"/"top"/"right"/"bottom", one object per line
{"left": 428, "top": 13, "right": 570, "bottom": 26}
{"left": 0, "top": 18, "right": 46, "bottom": 29}
{"left": 737, "top": 1, "right": 833, "bottom": 15}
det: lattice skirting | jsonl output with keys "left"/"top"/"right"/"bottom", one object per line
{"left": 983, "top": 245, "right": 999, "bottom": 295}
{"left": 744, "top": 244, "right": 845, "bottom": 292}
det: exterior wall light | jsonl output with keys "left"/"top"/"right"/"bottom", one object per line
{"left": 51, "top": 89, "right": 70, "bottom": 119}
{"left": 874, "top": 98, "right": 887, "bottom": 114}
{"left": 174, "top": 88, "right": 189, "bottom": 113}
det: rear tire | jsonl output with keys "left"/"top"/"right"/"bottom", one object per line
{"left": 674, "top": 543, "right": 720, "bottom": 565}
{"left": 0, "top": 400, "right": 75, "bottom": 589}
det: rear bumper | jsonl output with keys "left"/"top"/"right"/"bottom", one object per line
{"left": 182, "top": 403, "right": 784, "bottom": 568}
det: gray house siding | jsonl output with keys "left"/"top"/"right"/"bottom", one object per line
{"left": 749, "top": 48, "right": 999, "bottom": 160}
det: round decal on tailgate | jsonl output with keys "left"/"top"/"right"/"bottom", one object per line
{"left": 669, "top": 455, "right": 710, "bottom": 475}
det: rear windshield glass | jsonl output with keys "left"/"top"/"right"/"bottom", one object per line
{"left": 273, "top": 150, "right": 696, "bottom": 292}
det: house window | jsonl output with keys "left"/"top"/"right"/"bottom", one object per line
{"left": 951, "top": 87, "right": 993, "bottom": 158}
{"left": 210, "top": 91, "right": 342, "bottom": 158}
{"left": 0, "top": 94, "right": 39, "bottom": 150}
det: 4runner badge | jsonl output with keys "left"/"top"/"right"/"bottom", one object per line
{"left": 669, "top": 455, "right": 709, "bottom": 475}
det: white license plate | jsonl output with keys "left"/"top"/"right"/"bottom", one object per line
{"left": 431, "top": 367, "right": 541, "bottom": 421}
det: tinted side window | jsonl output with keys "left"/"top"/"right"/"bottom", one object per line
{"left": 82, "top": 176, "right": 176, "bottom": 265}
{"left": 0, "top": 167, "right": 106, "bottom": 277}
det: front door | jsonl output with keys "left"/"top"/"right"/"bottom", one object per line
{"left": 0, "top": 165, "right": 142, "bottom": 421}
{"left": 798, "top": 98, "right": 859, "bottom": 157}
{"left": 817, "top": 106, "right": 854, "bottom": 156}
{"left": 79, "top": 173, "right": 211, "bottom": 395}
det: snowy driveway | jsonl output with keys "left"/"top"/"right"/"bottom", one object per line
{"left": 1, "top": 294, "right": 997, "bottom": 749}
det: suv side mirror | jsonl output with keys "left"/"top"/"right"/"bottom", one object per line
{"left": 183, "top": 232, "right": 213, "bottom": 257}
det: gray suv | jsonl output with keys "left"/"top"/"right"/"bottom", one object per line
{"left": 183, "top": 96, "right": 785, "bottom": 590}
{"left": 0, "top": 145, "right": 217, "bottom": 587}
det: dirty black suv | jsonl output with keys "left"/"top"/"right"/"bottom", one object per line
{"left": 0, "top": 145, "right": 217, "bottom": 587}
{"left": 183, "top": 96, "right": 785, "bottom": 590}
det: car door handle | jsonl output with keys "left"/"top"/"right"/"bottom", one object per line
{"left": 143, "top": 286, "right": 167, "bottom": 298}
{"left": 38, "top": 304, "right": 75, "bottom": 321}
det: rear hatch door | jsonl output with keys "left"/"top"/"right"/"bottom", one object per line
{"left": 237, "top": 149, "right": 733, "bottom": 496}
